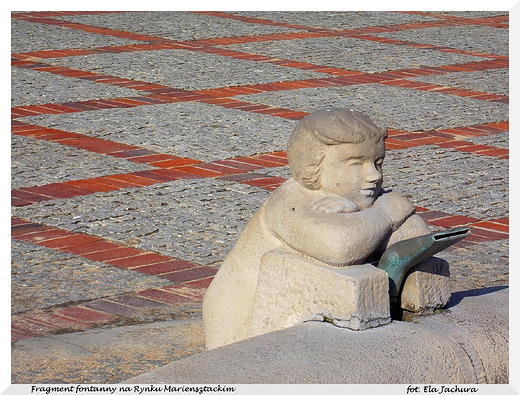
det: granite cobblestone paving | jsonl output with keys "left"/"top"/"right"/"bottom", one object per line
{"left": 21, "top": 102, "right": 297, "bottom": 162}
{"left": 227, "top": 11, "right": 442, "bottom": 29}
{"left": 410, "top": 69, "right": 509, "bottom": 97}
{"left": 11, "top": 18, "right": 143, "bottom": 54}
{"left": 11, "top": 67, "right": 147, "bottom": 108}
{"left": 383, "top": 145, "right": 508, "bottom": 220}
{"left": 224, "top": 36, "right": 490, "bottom": 73}
{"left": 12, "top": 134, "right": 154, "bottom": 189}
{"left": 11, "top": 10, "right": 509, "bottom": 383}
{"left": 234, "top": 84, "right": 508, "bottom": 131}
{"left": 12, "top": 179, "right": 271, "bottom": 265}
{"left": 53, "top": 11, "right": 306, "bottom": 41}
{"left": 375, "top": 25, "right": 509, "bottom": 56}
{"left": 40, "top": 50, "right": 326, "bottom": 91}
{"left": 466, "top": 132, "right": 509, "bottom": 149}
{"left": 437, "top": 239, "right": 509, "bottom": 293}
{"left": 429, "top": 11, "right": 509, "bottom": 18}
{"left": 12, "top": 240, "right": 172, "bottom": 314}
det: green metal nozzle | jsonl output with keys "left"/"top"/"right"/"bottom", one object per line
{"left": 377, "top": 227, "right": 471, "bottom": 299}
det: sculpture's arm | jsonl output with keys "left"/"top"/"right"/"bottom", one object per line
{"left": 387, "top": 213, "right": 431, "bottom": 247}
{"left": 310, "top": 196, "right": 359, "bottom": 214}
{"left": 371, "top": 213, "right": 431, "bottom": 258}
{"left": 265, "top": 185, "right": 415, "bottom": 266}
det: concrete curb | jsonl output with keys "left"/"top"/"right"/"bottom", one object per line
{"left": 124, "top": 287, "right": 508, "bottom": 384}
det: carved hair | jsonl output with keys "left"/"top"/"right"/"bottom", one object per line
{"left": 287, "top": 108, "right": 387, "bottom": 190}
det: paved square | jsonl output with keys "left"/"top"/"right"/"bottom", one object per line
{"left": 466, "top": 133, "right": 508, "bottom": 148}
{"left": 224, "top": 36, "right": 490, "bottom": 73}
{"left": 12, "top": 179, "right": 271, "bottom": 265}
{"left": 376, "top": 25, "right": 509, "bottom": 56}
{"left": 54, "top": 11, "right": 304, "bottom": 41}
{"left": 228, "top": 11, "right": 441, "bottom": 30}
{"left": 40, "top": 49, "right": 326, "bottom": 91}
{"left": 11, "top": 135, "right": 153, "bottom": 189}
{"left": 410, "top": 69, "right": 509, "bottom": 96}
{"left": 11, "top": 18, "right": 142, "bottom": 54}
{"left": 22, "top": 102, "right": 298, "bottom": 161}
{"left": 11, "top": 67, "right": 146, "bottom": 107}
{"left": 383, "top": 145, "right": 508, "bottom": 220}
{"left": 12, "top": 240, "right": 171, "bottom": 314}
{"left": 235, "top": 84, "right": 508, "bottom": 131}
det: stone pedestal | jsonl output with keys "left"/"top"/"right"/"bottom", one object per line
{"left": 247, "top": 248, "right": 391, "bottom": 339}
{"left": 400, "top": 257, "right": 451, "bottom": 314}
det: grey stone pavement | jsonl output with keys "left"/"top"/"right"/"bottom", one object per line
{"left": 10, "top": 11, "right": 509, "bottom": 384}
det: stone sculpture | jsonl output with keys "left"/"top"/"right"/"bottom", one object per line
{"left": 203, "top": 108, "right": 456, "bottom": 350}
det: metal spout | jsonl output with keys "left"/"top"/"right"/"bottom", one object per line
{"left": 377, "top": 227, "right": 471, "bottom": 299}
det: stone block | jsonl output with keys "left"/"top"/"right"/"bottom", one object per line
{"left": 400, "top": 257, "right": 451, "bottom": 314}
{"left": 247, "top": 248, "right": 391, "bottom": 338}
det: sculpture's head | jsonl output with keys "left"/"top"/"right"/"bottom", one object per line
{"left": 287, "top": 108, "right": 387, "bottom": 209}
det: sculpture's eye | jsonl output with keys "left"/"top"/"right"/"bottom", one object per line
{"left": 347, "top": 159, "right": 363, "bottom": 166}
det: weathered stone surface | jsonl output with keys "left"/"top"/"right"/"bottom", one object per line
{"left": 248, "top": 248, "right": 391, "bottom": 338}
{"left": 125, "top": 288, "right": 509, "bottom": 384}
{"left": 401, "top": 257, "right": 451, "bottom": 314}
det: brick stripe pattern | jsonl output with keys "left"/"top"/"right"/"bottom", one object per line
{"left": 11, "top": 10, "right": 509, "bottom": 342}
{"left": 11, "top": 217, "right": 216, "bottom": 342}
{"left": 11, "top": 120, "right": 507, "bottom": 207}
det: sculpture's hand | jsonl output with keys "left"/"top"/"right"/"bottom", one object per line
{"left": 373, "top": 190, "right": 415, "bottom": 231}
{"left": 311, "top": 196, "right": 359, "bottom": 214}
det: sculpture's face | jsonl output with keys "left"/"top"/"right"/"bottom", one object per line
{"left": 319, "top": 139, "right": 385, "bottom": 209}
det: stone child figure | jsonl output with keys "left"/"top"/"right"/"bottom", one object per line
{"left": 203, "top": 108, "right": 430, "bottom": 350}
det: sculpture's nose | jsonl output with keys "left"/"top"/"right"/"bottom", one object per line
{"left": 365, "top": 163, "right": 382, "bottom": 184}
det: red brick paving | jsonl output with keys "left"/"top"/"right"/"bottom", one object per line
{"left": 163, "top": 282, "right": 210, "bottom": 300}
{"left": 36, "top": 235, "right": 101, "bottom": 251}
{"left": 133, "top": 260, "right": 197, "bottom": 275}
{"left": 137, "top": 289, "right": 195, "bottom": 305}
{"left": 14, "top": 229, "right": 72, "bottom": 243}
{"left": 418, "top": 210, "right": 453, "bottom": 222}
{"left": 60, "top": 241, "right": 122, "bottom": 255}
{"left": 81, "top": 299, "right": 142, "bottom": 318}
{"left": 65, "top": 179, "right": 124, "bottom": 192}
{"left": 159, "top": 266, "right": 219, "bottom": 283}
{"left": 54, "top": 306, "right": 117, "bottom": 324}
{"left": 81, "top": 247, "right": 145, "bottom": 262}
{"left": 22, "top": 183, "right": 93, "bottom": 199}
{"left": 22, "top": 312, "right": 92, "bottom": 331}
{"left": 427, "top": 215, "right": 482, "bottom": 228}
{"left": 108, "top": 253, "right": 172, "bottom": 269}
{"left": 472, "top": 221, "right": 508, "bottom": 234}
{"left": 106, "top": 294, "right": 171, "bottom": 309}
{"left": 12, "top": 317, "right": 59, "bottom": 337}
{"left": 85, "top": 175, "right": 144, "bottom": 189}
